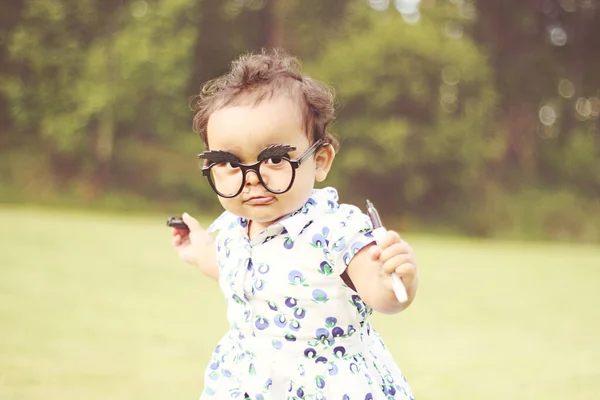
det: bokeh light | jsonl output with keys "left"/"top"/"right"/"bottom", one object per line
{"left": 559, "top": 0, "right": 577, "bottom": 12}
{"left": 549, "top": 25, "right": 568, "bottom": 46}
{"left": 558, "top": 79, "right": 575, "bottom": 98}
{"left": 130, "top": 0, "right": 148, "bottom": 19}
{"left": 368, "top": 0, "right": 390, "bottom": 11}
{"left": 401, "top": 11, "right": 421, "bottom": 24}
{"left": 246, "top": 0, "right": 267, "bottom": 11}
{"left": 444, "top": 21, "right": 464, "bottom": 39}
{"left": 539, "top": 104, "right": 557, "bottom": 126}
{"left": 442, "top": 65, "right": 461, "bottom": 86}
{"left": 459, "top": 2, "right": 477, "bottom": 19}
{"left": 440, "top": 83, "right": 459, "bottom": 113}
{"left": 394, "top": 0, "right": 420, "bottom": 15}
{"left": 575, "top": 97, "right": 592, "bottom": 119}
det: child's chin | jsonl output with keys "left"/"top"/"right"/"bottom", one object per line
{"left": 247, "top": 212, "right": 280, "bottom": 224}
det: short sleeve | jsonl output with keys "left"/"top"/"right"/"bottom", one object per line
{"left": 328, "top": 204, "right": 376, "bottom": 275}
{"left": 207, "top": 210, "right": 238, "bottom": 233}
{"left": 207, "top": 211, "right": 238, "bottom": 256}
{"left": 207, "top": 211, "right": 243, "bottom": 273}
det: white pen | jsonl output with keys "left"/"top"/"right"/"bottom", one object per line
{"left": 366, "top": 200, "right": 408, "bottom": 303}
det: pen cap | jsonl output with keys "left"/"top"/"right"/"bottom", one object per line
{"left": 366, "top": 199, "right": 383, "bottom": 229}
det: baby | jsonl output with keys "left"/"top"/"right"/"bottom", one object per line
{"left": 172, "top": 49, "right": 418, "bottom": 400}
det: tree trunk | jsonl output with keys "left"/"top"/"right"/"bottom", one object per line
{"left": 266, "top": 0, "right": 286, "bottom": 48}
{"left": 92, "top": 32, "right": 117, "bottom": 192}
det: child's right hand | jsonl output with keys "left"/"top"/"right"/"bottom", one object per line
{"left": 171, "top": 212, "right": 219, "bottom": 280}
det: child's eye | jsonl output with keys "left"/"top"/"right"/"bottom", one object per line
{"left": 216, "top": 161, "right": 240, "bottom": 170}
{"left": 264, "top": 156, "right": 288, "bottom": 166}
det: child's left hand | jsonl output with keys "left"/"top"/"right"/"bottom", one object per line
{"left": 345, "top": 229, "right": 418, "bottom": 313}
{"left": 369, "top": 230, "right": 418, "bottom": 300}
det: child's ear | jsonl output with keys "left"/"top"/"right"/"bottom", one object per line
{"left": 315, "top": 144, "right": 335, "bottom": 182}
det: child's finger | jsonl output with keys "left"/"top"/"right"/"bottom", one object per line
{"left": 394, "top": 262, "right": 415, "bottom": 278}
{"left": 172, "top": 227, "right": 186, "bottom": 236}
{"left": 393, "top": 263, "right": 416, "bottom": 289}
{"left": 172, "top": 234, "right": 182, "bottom": 247}
{"left": 378, "top": 230, "right": 403, "bottom": 248}
{"left": 173, "top": 227, "right": 190, "bottom": 239}
{"left": 380, "top": 242, "right": 409, "bottom": 262}
{"left": 382, "top": 254, "right": 412, "bottom": 274}
{"left": 182, "top": 212, "right": 203, "bottom": 231}
{"left": 369, "top": 245, "right": 381, "bottom": 260}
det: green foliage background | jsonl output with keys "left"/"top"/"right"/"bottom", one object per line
{"left": 1, "top": 0, "right": 599, "bottom": 242}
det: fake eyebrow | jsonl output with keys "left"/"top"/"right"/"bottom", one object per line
{"left": 257, "top": 144, "right": 297, "bottom": 161}
{"left": 198, "top": 150, "right": 241, "bottom": 164}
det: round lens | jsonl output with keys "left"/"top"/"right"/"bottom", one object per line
{"left": 209, "top": 162, "right": 244, "bottom": 197}
{"left": 259, "top": 158, "right": 294, "bottom": 193}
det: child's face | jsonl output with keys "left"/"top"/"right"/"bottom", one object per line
{"left": 205, "top": 95, "right": 334, "bottom": 233}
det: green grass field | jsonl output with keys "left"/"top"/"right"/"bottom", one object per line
{"left": 1, "top": 207, "right": 599, "bottom": 400}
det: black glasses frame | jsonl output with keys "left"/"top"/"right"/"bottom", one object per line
{"left": 199, "top": 139, "right": 325, "bottom": 198}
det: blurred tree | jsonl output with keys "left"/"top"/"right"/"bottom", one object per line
{"left": 185, "top": 0, "right": 354, "bottom": 92}
{"left": 0, "top": 0, "right": 598, "bottom": 239}
{"left": 273, "top": 0, "right": 353, "bottom": 58}
{"left": 310, "top": 2, "right": 500, "bottom": 229}
{"left": 187, "top": 0, "right": 272, "bottom": 94}
{"left": 0, "top": 0, "right": 24, "bottom": 143}
{"left": 473, "top": 0, "right": 600, "bottom": 194}
{"left": 1, "top": 0, "right": 197, "bottom": 192}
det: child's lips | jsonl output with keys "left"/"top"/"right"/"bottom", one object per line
{"left": 244, "top": 196, "right": 275, "bottom": 205}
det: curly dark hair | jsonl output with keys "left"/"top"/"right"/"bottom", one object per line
{"left": 191, "top": 48, "right": 339, "bottom": 151}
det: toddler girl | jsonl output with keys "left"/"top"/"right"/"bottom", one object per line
{"left": 172, "top": 49, "right": 418, "bottom": 400}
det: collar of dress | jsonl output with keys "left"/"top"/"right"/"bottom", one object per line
{"left": 208, "top": 187, "right": 340, "bottom": 241}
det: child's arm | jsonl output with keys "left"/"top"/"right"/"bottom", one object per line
{"left": 345, "top": 230, "right": 418, "bottom": 314}
{"left": 171, "top": 212, "right": 219, "bottom": 281}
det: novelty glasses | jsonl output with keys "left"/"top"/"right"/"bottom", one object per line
{"left": 198, "top": 139, "right": 324, "bottom": 198}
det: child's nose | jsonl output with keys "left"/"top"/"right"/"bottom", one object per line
{"left": 244, "top": 170, "right": 261, "bottom": 186}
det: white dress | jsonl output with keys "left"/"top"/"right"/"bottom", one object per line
{"left": 201, "top": 187, "right": 415, "bottom": 400}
